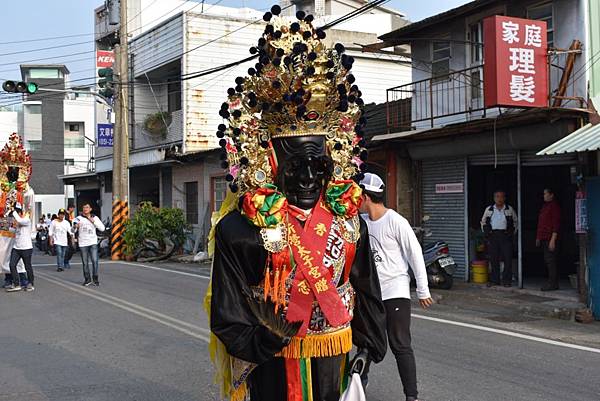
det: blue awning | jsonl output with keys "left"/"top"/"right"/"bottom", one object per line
{"left": 537, "top": 123, "right": 600, "bottom": 155}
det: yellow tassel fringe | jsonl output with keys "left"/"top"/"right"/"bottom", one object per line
{"left": 230, "top": 382, "right": 248, "bottom": 401}
{"left": 276, "top": 327, "right": 353, "bottom": 359}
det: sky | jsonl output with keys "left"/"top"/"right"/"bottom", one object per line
{"left": 0, "top": 0, "right": 469, "bottom": 108}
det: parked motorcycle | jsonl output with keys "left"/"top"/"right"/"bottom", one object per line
{"left": 412, "top": 216, "right": 456, "bottom": 290}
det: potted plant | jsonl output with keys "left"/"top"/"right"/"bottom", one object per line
{"left": 143, "top": 111, "right": 172, "bottom": 138}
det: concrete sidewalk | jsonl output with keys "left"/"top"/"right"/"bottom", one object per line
{"left": 433, "top": 281, "right": 587, "bottom": 321}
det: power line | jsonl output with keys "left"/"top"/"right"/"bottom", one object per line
{"left": 0, "top": 40, "right": 93, "bottom": 57}
{"left": 0, "top": 33, "right": 94, "bottom": 45}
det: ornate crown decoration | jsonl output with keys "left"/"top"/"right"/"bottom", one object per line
{"left": 216, "top": 5, "right": 368, "bottom": 195}
{"left": 0, "top": 133, "right": 32, "bottom": 184}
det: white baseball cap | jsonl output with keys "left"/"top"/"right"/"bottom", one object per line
{"left": 359, "top": 173, "right": 385, "bottom": 193}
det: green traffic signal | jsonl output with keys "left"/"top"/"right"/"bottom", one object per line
{"left": 97, "top": 68, "right": 114, "bottom": 98}
{"left": 2, "top": 80, "right": 38, "bottom": 94}
{"left": 26, "top": 82, "right": 38, "bottom": 94}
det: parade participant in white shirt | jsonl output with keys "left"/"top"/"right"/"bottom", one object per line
{"left": 359, "top": 173, "right": 432, "bottom": 401}
{"left": 73, "top": 203, "right": 105, "bottom": 286}
{"left": 480, "top": 190, "right": 518, "bottom": 287}
{"left": 49, "top": 208, "right": 73, "bottom": 272}
{"left": 6, "top": 203, "right": 34, "bottom": 292}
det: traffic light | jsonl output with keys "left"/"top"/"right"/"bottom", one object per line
{"left": 98, "top": 68, "right": 114, "bottom": 98}
{"left": 2, "top": 80, "right": 38, "bottom": 94}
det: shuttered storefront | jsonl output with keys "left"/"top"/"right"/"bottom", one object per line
{"left": 421, "top": 158, "right": 467, "bottom": 280}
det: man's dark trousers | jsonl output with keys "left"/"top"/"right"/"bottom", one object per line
{"left": 488, "top": 231, "right": 513, "bottom": 284}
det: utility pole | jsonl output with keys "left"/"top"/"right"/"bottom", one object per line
{"left": 111, "top": 0, "right": 130, "bottom": 260}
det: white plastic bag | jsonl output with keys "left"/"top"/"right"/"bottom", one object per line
{"left": 339, "top": 373, "right": 366, "bottom": 401}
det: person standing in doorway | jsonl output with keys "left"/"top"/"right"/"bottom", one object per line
{"left": 49, "top": 209, "right": 73, "bottom": 272}
{"left": 480, "top": 190, "right": 518, "bottom": 287}
{"left": 6, "top": 204, "right": 34, "bottom": 292}
{"left": 73, "top": 203, "right": 105, "bottom": 286}
{"left": 359, "top": 173, "right": 433, "bottom": 401}
{"left": 536, "top": 188, "right": 561, "bottom": 291}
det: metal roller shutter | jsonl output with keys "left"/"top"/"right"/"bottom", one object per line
{"left": 421, "top": 158, "right": 467, "bottom": 280}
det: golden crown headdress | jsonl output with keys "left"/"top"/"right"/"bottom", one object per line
{"left": 217, "top": 5, "right": 368, "bottom": 195}
{"left": 0, "top": 133, "right": 32, "bottom": 183}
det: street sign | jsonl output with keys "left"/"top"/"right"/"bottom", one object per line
{"left": 96, "top": 50, "right": 115, "bottom": 68}
{"left": 435, "top": 183, "right": 463, "bottom": 194}
{"left": 97, "top": 123, "right": 114, "bottom": 147}
{"left": 483, "top": 15, "right": 548, "bottom": 108}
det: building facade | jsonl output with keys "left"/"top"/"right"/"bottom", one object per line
{"left": 73, "top": 0, "right": 412, "bottom": 248}
{"left": 373, "top": 0, "right": 596, "bottom": 303}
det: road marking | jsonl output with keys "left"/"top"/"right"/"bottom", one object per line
{"left": 119, "top": 261, "right": 211, "bottom": 279}
{"left": 36, "top": 272, "right": 210, "bottom": 343}
{"left": 413, "top": 313, "right": 600, "bottom": 354}
{"left": 34, "top": 260, "right": 211, "bottom": 279}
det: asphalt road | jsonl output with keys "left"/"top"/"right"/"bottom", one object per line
{"left": 1, "top": 254, "right": 599, "bottom": 401}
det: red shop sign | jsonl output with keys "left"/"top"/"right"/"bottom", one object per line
{"left": 96, "top": 50, "right": 115, "bottom": 68}
{"left": 483, "top": 15, "right": 548, "bottom": 108}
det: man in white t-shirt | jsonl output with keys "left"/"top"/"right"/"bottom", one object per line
{"left": 6, "top": 204, "right": 35, "bottom": 292}
{"left": 73, "top": 203, "right": 105, "bottom": 286}
{"left": 49, "top": 208, "right": 73, "bottom": 272}
{"left": 359, "top": 173, "right": 433, "bottom": 401}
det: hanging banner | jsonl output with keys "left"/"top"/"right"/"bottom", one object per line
{"left": 575, "top": 191, "right": 587, "bottom": 234}
{"left": 483, "top": 15, "right": 548, "bottom": 108}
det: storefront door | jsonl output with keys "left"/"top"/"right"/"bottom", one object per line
{"left": 520, "top": 165, "right": 578, "bottom": 289}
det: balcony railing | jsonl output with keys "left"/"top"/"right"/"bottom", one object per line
{"left": 386, "top": 65, "right": 486, "bottom": 131}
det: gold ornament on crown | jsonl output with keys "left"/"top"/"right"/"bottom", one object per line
{"left": 216, "top": 12, "right": 368, "bottom": 196}
{"left": 0, "top": 133, "right": 32, "bottom": 188}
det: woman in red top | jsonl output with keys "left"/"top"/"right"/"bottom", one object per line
{"left": 536, "top": 188, "right": 561, "bottom": 291}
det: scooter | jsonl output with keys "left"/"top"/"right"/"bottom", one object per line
{"left": 412, "top": 216, "right": 456, "bottom": 290}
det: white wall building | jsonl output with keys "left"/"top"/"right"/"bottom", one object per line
{"left": 86, "top": 0, "right": 413, "bottom": 240}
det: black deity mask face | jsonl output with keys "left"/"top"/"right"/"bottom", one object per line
{"left": 273, "top": 136, "right": 333, "bottom": 210}
{"left": 6, "top": 166, "right": 19, "bottom": 183}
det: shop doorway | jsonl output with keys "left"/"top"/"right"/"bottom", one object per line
{"left": 467, "top": 164, "right": 518, "bottom": 280}
{"left": 520, "top": 165, "right": 578, "bottom": 289}
{"left": 75, "top": 189, "right": 102, "bottom": 219}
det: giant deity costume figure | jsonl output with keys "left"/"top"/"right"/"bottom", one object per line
{"left": 206, "top": 6, "right": 387, "bottom": 401}
{"left": 0, "top": 133, "right": 35, "bottom": 283}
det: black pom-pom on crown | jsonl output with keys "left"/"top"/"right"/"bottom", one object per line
{"left": 296, "top": 10, "right": 306, "bottom": 20}
{"left": 334, "top": 43, "right": 345, "bottom": 54}
{"left": 219, "top": 138, "right": 227, "bottom": 148}
{"left": 263, "top": 12, "right": 272, "bottom": 22}
{"left": 304, "top": 14, "right": 314, "bottom": 23}
{"left": 225, "top": 173, "right": 234, "bottom": 182}
{"left": 216, "top": 131, "right": 225, "bottom": 138}
{"left": 229, "top": 183, "right": 239, "bottom": 193}
{"left": 271, "top": 5, "right": 282, "bottom": 15}
{"left": 290, "top": 22, "right": 300, "bottom": 33}
{"left": 227, "top": 88, "right": 235, "bottom": 96}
